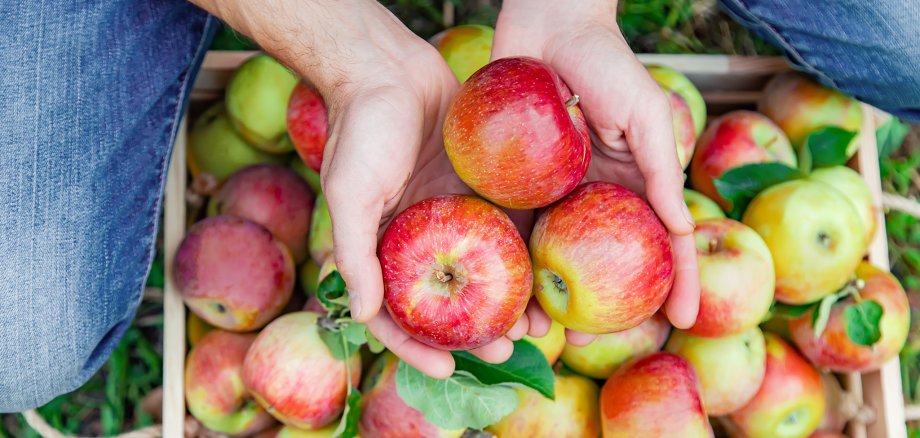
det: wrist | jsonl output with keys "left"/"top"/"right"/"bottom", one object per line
{"left": 495, "top": 0, "right": 620, "bottom": 58}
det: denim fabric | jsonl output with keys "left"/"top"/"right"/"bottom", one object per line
{"left": 0, "top": 1, "right": 214, "bottom": 412}
{"left": 720, "top": 0, "right": 920, "bottom": 121}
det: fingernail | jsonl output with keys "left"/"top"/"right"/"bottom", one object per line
{"left": 681, "top": 202, "right": 695, "bottom": 227}
{"left": 349, "top": 293, "right": 363, "bottom": 320}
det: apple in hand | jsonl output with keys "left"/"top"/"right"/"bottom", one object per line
{"left": 287, "top": 81, "right": 328, "bottom": 172}
{"left": 226, "top": 54, "right": 299, "bottom": 151}
{"left": 790, "top": 262, "right": 910, "bottom": 372}
{"left": 430, "top": 25, "right": 494, "bottom": 83}
{"left": 524, "top": 319, "right": 566, "bottom": 365}
{"left": 690, "top": 218, "right": 774, "bottom": 337}
{"left": 690, "top": 110, "right": 796, "bottom": 209}
{"left": 243, "top": 311, "right": 361, "bottom": 429}
{"left": 647, "top": 65, "right": 706, "bottom": 136}
{"left": 380, "top": 195, "right": 532, "bottom": 350}
{"left": 443, "top": 57, "right": 590, "bottom": 209}
{"left": 175, "top": 216, "right": 295, "bottom": 331}
{"left": 560, "top": 313, "right": 670, "bottom": 379}
{"left": 600, "top": 352, "right": 712, "bottom": 438}
{"left": 648, "top": 67, "right": 698, "bottom": 169}
{"left": 742, "top": 179, "right": 865, "bottom": 304}
{"left": 487, "top": 372, "right": 601, "bottom": 438}
{"left": 810, "top": 166, "right": 878, "bottom": 246}
{"left": 684, "top": 189, "right": 725, "bottom": 222}
{"left": 665, "top": 327, "right": 767, "bottom": 415}
{"left": 185, "top": 330, "right": 276, "bottom": 436}
{"left": 530, "top": 182, "right": 674, "bottom": 334}
{"left": 308, "top": 194, "right": 333, "bottom": 265}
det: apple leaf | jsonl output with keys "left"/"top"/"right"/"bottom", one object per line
{"left": 877, "top": 116, "right": 910, "bottom": 157}
{"left": 811, "top": 292, "right": 847, "bottom": 339}
{"left": 714, "top": 162, "right": 803, "bottom": 219}
{"left": 452, "top": 340, "right": 555, "bottom": 400}
{"left": 331, "top": 388, "right": 361, "bottom": 438}
{"left": 800, "top": 127, "right": 857, "bottom": 171}
{"left": 317, "top": 325, "right": 363, "bottom": 361}
{"left": 396, "top": 363, "right": 518, "bottom": 430}
{"left": 843, "top": 300, "right": 884, "bottom": 346}
{"left": 316, "top": 271, "right": 349, "bottom": 312}
{"left": 366, "top": 328, "right": 385, "bottom": 353}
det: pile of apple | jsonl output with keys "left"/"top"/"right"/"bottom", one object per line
{"left": 174, "top": 24, "right": 910, "bottom": 438}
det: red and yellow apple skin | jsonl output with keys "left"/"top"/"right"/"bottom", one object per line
{"left": 430, "top": 25, "right": 494, "bottom": 83}
{"left": 308, "top": 194, "right": 332, "bottom": 265}
{"left": 560, "top": 313, "right": 670, "bottom": 379}
{"left": 810, "top": 166, "right": 878, "bottom": 246}
{"left": 359, "top": 353, "right": 463, "bottom": 438}
{"left": 653, "top": 81, "right": 696, "bottom": 169}
{"left": 684, "top": 189, "right": 726, "bottom": 222}
{"left": 524, "top": 319, "right": 566, "bottom": 365}
{"left": 443, "top": 57, "right": 590, "bottom": 209}
{"left": 730, "top": 334, "right": 825, "bottom": 438}
{"left": 487, "top": 372, "right": 601, "bottom": 438}
{"left": 665, "top": 327, "right": 767, "bottom": 416}
{"left": 689, "top": 110, "right": 796, "bottom": 210}
{"left": 790, "top": 262, "right": 910, "bottom": 372}
{"left": 742, "top": 179, "right": 865, "bottom": 304}
{"left": 647, "top": 65, "right": 706, "bottom": 138}
{"left": 600, "top": 352, "right": 713, "bottom": 438}
{"left": 690, "top": 218, "right": 774, "bottom": 337}
{"left": 243, "top": 312, "right": 361, "bottom": 429}
{"left": 175, "top": 216, "right": 295, "bottom": 331}
{"left": 379, "top": 195, "right": 532, "bottom": 350}
{"left": 287, "top": 82, "right": 328, "bottom": 172}
{"left": 185, "top": 330, "right": 276, "bottom": 436}
{"left": 759, "top": 72, "right": 863, "bottom": 157}
{"left": 530, "top": 182, "right": 674, "bottom": 334}
{"left": 187, "top": 312, "right": 216, "bottom": 346}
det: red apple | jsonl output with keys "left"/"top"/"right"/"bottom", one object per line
{"left": 379, "top": 195, "right": 531, "bottom": 350}
{"left": 175, "top": 216, "right": 295, "bottom": 331}
{"left": 648, "top": 74, "right": 697, "bottom": 170}
{"left": 287, "top": 82, "right": 328, "bottom": 172}
{"left": 600, "top": 352, "right": 712, "bottom": 438}
{"left": 560, "top": 312, "right": 670, "bottom": 379}
{"left": 443, "top": 57, "right": 590, "bottom": 209}
{"left": 243, "top": 311, "right": 361, "bottom": 429}
{"left": 530, "top": 182, "right": 674, "bottom": 334}
{"left": 487, "top": 372, "right": 601, "bottom": 438}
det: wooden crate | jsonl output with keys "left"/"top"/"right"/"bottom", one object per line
{"left": 162, "top": 51, "right": 908, "bottom": 437}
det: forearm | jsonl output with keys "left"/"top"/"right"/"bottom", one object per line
{"left": 495, "top": 0, "right": 619, "bottom": 59}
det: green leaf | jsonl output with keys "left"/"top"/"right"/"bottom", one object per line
{"left": 316, "top": 271, "right": 349, "bottom": 311}
{"left": 317, "top": 328, "right": 361, "bottom": 361}
{"left": 452, "top": 340, "right": 555, "bottom": 400}
{"left": 877, "top": 116, "right": 910, "bottom": 157}
{"left": 772, "top": 302, "right": 816, "bottom": 319}
{"left": 801, "top": 127, "right": 857, "bottom": 170}
{"left": 714, "top": 162, "right": 803, "bottom": 218}
{"left": 366, "top": 328, "right": 385, "bottom": 354}
{"left": 333, "top": 389, "right": 362, "bottom": 438}
{"left": 395, "top": 362, "right": 519, "bottom": 430}
{"left": 811, "top": 292, "right": 845, "bottom": 338}
{"left": 843, "top": 300, "right": 884, "bottom": 346}
{"left": 341, "top": 321, "right": 368, "bottom": 346}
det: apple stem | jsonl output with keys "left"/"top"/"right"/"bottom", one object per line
{"left": 565, "top": 94, "right": 580, "bottom": 108}
{"left": 708, "top": 238, "right": 719, "bottom": 253}
{"left": 436, "top": 270, "right": 453, "bottom": 283}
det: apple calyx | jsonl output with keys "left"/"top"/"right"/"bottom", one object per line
{"left": 817, "top": 231, "right": 832, "bottom": 248}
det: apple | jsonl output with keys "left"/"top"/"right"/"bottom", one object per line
{"left": 730, "top": 334, "right": 825, "bottom": 438}
{"left": 430, "top": 25, "right": 494, "bottom": 83}
{"left": 600, "top": 352, "right": 712, "bottom": 438}
{"left": 187, "top": 312, "right": 216, "bottom": 346}
{"left": 290, "top": 156, "right": 322, "bottom": 195}
{"left": 742, "top": 179, "right": 865, "bottom": 304}
{"left": 530, "top": 182, "right": 674, "bottom": 334}
{"left": 309, "top": 194, "right": 333, "bottom": 265}
{"left": 243, "top": 311, "right": 361, "bottom": 429}
{"left": 810, "top": 166, "right": 877, "bottom": 246}
{"left": 689, "top": 110, "right": 796, "bottom": 209}
{"left": 647, "top": 65, "right": 706, "bottom": 138}
{"left": 684, "top": 189, "right": 726, "bottom": 222}
{"left": 789, "top": 262, "right": 910, "bottom": 372}
{"left": 212, "top": 164, "right": 314, "bottom": 263}
{"left": 665, "top": 327, "right": 767, "bottom": 415}
{"left": 226, "top": 54, "right": 299, "bottom": 151}
{"left": 524, "top": 319, "right": 566, "bottom": 365}
{"left": 275, "top": 424, "right": 338, "bottom": 437}
{"left": 300, "top": 259, "right": 321, "bottom": 296}
{"left": 287, "top": 81, "right": 328, "bottom": 172}
{"left": 359, "top": 352, "right": 464, "bottom": 438}
{"left": 690, "top": 218, "right": 774, "bottom": 337}
{"left": 443, "top": 57, "right": 591, "bottom": 209}
{"left": 486, "top": 372, "right": 601, "bottom": 438}
{"left": 809, "top": 433, "right": 847, "bottom": 438}
{"left": 649, "top": 71, "right": 697, "bottom": 169}
{"left": 175, "top": 216, "right": 295, "bottom": 331}
{"left": 379, "top": 195, "right": 531, "bottom": 350}
{"left": 185, "top": 330, "right": 276, "bottom": 435}
{"left": 560, "top": 312, "right": 670, "bottom": 379}
{"left": 759, "top": 72, "right": 863, "bottom": 157}
{"left": 187, "top": 102, "right": 286, "bottom": 182}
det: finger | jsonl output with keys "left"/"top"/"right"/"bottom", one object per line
{"left": 366, "top": 312, "right": 455, "bottom": 379}
{"left": 506, "top": 313, "right": 529, "bottom": 341}
{"left": 665, "top": 232, "right": 700, "bottom": 329}
{"left": 565, "top": 330, "right": 597, "bottom": 346}
{"left": 524, "top": 298, "right": 552, "bottom": 338}
{"left": 469, "top": 337, "right": 514, "bottom": 364}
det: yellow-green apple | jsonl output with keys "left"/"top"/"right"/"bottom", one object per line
{"left": 242, "top": 311, "right": 361, "bottom": 429}
{"left": 684, "top": 189, "right": 725, "bottom": 222}
{"left": 600, "top": 352, "right": 712, "bottom": 438}
{"left": 730, "top": 334, "right": 825, "bottom": 438}
{"left": 430, "top": 25, "right": 494, "bottom": 83}
{"left": 649, "top": 69, "right": 697, "bottom": 169}
{"left": 790, "top": 262, "right": 910, "bottom": 372}
{"left": 486, "top": 372, "right": 600, "bottom": 438}
{"left": 287, "top": 81, "right": 327, "bottom": 172}
{"left": 185, "top": 330, "right": 276, "bottom": 435}
{"left": 299, "top": 259, "right": 321, "bottom": 296}
{"left": 359, "top": 352, "right": 464, "bottom": 438}
{"left": 524, "top": 319, "right": 566, "bottom": 365}
{"left": 290, "top": 156, "right": 322, "bottom": 195}
{"left": 308, "top": 194, "right": 332, "bottom": 265}
{"left": 188, "top": 102, "right": 286, "bottom": 182}
{"left": 810, "top": 166, "right": 877, "bottom": 246}
{"left": 443, "top": 57, "right": 590, "bottom": 209}
{"left": 560, "top": 312, "right": 670, "bottom": 379}
{"left": 689, "top": 110, "right": 796, "bottom": 209}
{"left": 690, "top": 218, "right": 774, "bottom": 337}
{"left": 530, "top": 182, "right": 674, "bottom": 334}
{"left": 647, "top": 65, "right": 706, "bottom": 136}
{"left": 665, "top": 327, "right": 767, "bottom": 415}
{"left": 226, "top": 54, "right": 299, "bottom": 151}
{"left": 187, "top": 312, "right": 216, "bottom": 346}
{"left": 742, "top": 179, "right": 865, "bottom": 304}
{"left": 175, "top": 216, "right": 295, "bottom": 331}
{"left": 379, "top": 195, "right": 531, "bottom": 350}
{"left": 212, "top": 164, "right": 314, "bottom": 263}
{"left": 759, "top": 72, "right": 863, "bottom": 157}
{"left": 254, "top": 424, "right": 339, "bottom": 438}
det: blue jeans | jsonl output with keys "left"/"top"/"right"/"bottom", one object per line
{"left": 0, "top": 0, "right": 918, "bottom": 413}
